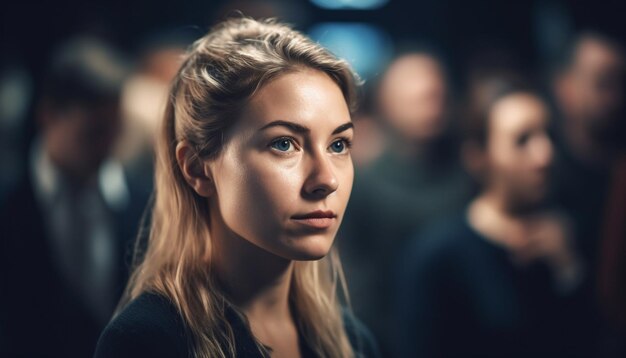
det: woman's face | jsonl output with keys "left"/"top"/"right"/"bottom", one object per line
{"left": 485, "top": 93, "right": 553, "bottom": 207}
{"left": 209, "top": 68, "right": 354, "bottom": 260}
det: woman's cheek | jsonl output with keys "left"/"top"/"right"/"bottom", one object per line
{"left": 247, "top": 161, "right": 300, "bottom": 215}
{"left": 272, "top": 167, "right": 303, "bottom": 210}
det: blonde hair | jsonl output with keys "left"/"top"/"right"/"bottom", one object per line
{"left": 118, "top": 17, "right": 360, "bottom": 358}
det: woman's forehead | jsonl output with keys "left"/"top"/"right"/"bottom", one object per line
{"left": 241, "top": 69, "right": 351, "bottom": 131}
{"left": 490, "top": 94, "right": 548, "bottom": 134}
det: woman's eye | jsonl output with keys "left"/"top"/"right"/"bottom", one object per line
{"left": 516, "top": 133, "right": 531, "bottom": 148}
{"left": 270, "top": 138, "right": 295, "bottom": 152}
{"left": 329, "top": 139, "right": 348, "bottom": 153}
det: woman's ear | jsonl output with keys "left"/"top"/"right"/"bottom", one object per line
{"left": 176, "top": 141, "right": 214, "bottom": 197}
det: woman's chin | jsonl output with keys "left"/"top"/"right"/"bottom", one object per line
{"left": 292, "top": 251, "right": 328, "bottom": 261}
{"left": 284, "top": 235, "right": 334, "bottom": 261}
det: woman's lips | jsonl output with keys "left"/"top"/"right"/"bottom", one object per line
{"left": 292, "top": 217, "right": 336, "bottom": 229}
{"left": 291, "top": 210, "right": 337, "bottom": 229}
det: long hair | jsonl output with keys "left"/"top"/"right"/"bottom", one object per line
{"left": 117, "top": 17, "right": 360, "bottom": 358}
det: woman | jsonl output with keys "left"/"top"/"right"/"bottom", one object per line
{"left": 394, "top": 81, "right": 589, "bottom": 357}
{"left": 95, "top": 17, "right": 378, "bottom": 358}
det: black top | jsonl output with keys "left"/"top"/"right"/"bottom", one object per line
{"left": 94, "top": 292, "right": 380, "bottom": 358}
{"left": 394, "top": 213, "right": 594, "bottom": 358}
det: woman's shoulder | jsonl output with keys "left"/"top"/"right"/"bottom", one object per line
{"left": 94, "top": 292, "right": 189, "bottom": 358}
{"left": 95, "top": 292, "right": 381, "bottom": 358}
{"left": 342, "top": 310, "right": 381, "bottom": 358}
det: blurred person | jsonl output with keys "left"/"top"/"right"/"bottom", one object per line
{"left": 378, "top": 52, "right": 450, "bottom": 144}
{"left": 463, "top": 52, "right": 530, "bottom": 126}
{"left": 0, "top": 37, "right": 150, "bottom": 357}
{"left": 338, "top": 50, "right": 472, "bottom": 354}
{"left": 550, "top": 30, "right": 626, "bottom": 358}
{"left": 348, "top": 87, "right": 386, "bottom": 168}
{"left": 116, "top": 34, "right": 190, "bottom": 163}
{"left": 0, "top": 61, "right": 33, "bottom": 202}
{"left": 117, "top": 33, "right": 188, "bottom": 187}
{"left": 395, "top": 83, "right": 590, "bottom": 357}
{"left": 94, "top": 17, "right": 379, "bottom": 358}
{"left": 349, "top": 112, "right": 386, "bottom": 168}
{"left": 598, "top": 155, "right": 626, "bottom": 357}
{"left": 550, "top": 31, "right": 625, "bottom": 269}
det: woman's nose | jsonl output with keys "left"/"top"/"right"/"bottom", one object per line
{"left": 303, "top": 154, "right": 339, "bottom": 199}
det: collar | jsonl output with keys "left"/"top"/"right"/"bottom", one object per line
{"left": 30, "top": 138, "right": 130, "bottom": 211}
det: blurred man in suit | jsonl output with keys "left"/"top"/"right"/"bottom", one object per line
{"left": 0, "top": 37, "right": 151, "bottom": 357}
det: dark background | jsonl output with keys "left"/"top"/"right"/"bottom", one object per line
{"left": 3, "top": 0, "right": 625, "bottom": 83}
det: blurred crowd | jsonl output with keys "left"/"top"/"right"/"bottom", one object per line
{"left": 1, "top": 1, "right": 625, "bottom": 357}
{"left": 339, "top": 29, "right": 626, "bottom": 357}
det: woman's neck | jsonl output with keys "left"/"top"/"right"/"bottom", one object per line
{"left": 209, "top": 209, "right": 303, "bottom": 358}
{"left": 467, "top": 190, "right": 531, "bottom": 250}
{"left": 209, "top": 211, "right": 294, "bottom": 322}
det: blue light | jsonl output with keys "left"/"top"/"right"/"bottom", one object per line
{"left": 308, "top": 23, "right": 392, "bottom": 79}
{"left": 310, "top": 0, "right": 389, "bottom": 10}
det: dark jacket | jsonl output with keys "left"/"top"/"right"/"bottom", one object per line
{"left": 394, "top": 213, "right": 595, "bottom": 358}
{"left": 0, "top": 173, "right": 149, "bottom": 358}
{"left": 94, "top": 292, "right": 380, "bottom": 358}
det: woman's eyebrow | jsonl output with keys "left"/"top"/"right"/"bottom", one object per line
{"left": 259, "top": 120, "right": 309, "bottom": 133}
{"left": 332, "top": 122, "right": 354, "bottom": 135}
{"left": 258, "top": 120, "right": 354, "bottom": 135}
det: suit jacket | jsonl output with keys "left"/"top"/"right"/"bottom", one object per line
{"left": 0, "top": 170, "right": 150, "bottom": 358}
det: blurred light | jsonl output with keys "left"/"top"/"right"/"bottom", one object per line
{"left": 309, "top": 23, "right": 392, "bottom": 79}
{"left": 310, "top": 0, "right": 388, "bottom": 10}
{"left": 0, "top": 66, "right": 32, "bottom": 129}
